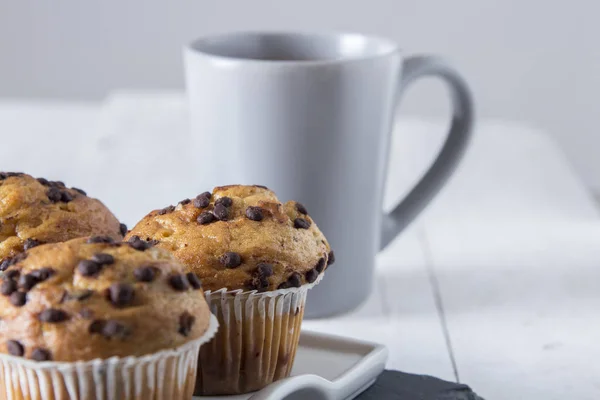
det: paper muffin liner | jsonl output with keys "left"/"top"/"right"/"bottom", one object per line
{"left": 0, "top": 314, "right": 218, "bottom": 400}
{"left": 194, "top": 273, "right": 324, "bottom": 396}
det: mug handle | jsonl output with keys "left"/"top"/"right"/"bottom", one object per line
{"left": 380, "top": 55, "right": 474, "bottom": 249}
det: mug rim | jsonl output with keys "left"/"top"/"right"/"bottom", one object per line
{"left": 185, "top": 31, "right": 400, "bottom": 65}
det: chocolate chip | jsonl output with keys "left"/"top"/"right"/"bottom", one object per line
{"left": 179, "top": 198, "right": 191, "bottom": 205}
{"left": 78, "top": 260, "right": 102, "bottom": 277}
{"left": 49, "top": 180, "right": 64, "bottom": 187}
{"left": 128, "top": 236, "right": 152, "bottom": 251}
{"left": 23, "top": 238, "right": 42, "bottom": 250}
{"left": 0, "top": 173, "right": 5, "bottom": 180}
{"left": 249, "top": 275, "right": 270, "bottom": 292}
{"left": 4, "top": 270, "right": 20, "bottom": 280}
{"left": 178, "top": 311, "right": 195, "bottom": 336}
{"left": 102, "top": 320, "right": 127, "bottom": 338}
{"left": 87, "top": 236, "right": 115, "bottom": 244}
{"left": 91, "top": 253, "right": 114, "bottom": 266}
{"left": 9, "top": 291, "right": 26, "bottom": 306}
{"left": 7, "top": 340, "right": 24, "bottom": 357}
{"left": 39, "top": 308, "right": 69, "bottom": 323}
{"left": 220, "top": 252, "right": 242, "bottom": 268}
{"left": 197, "top": 211, "right": 216, "bottom": 225}
{"left": 295, "top": 202, "right": 308, "bottom": 215}
{"left": 277, "top": 281, "right": 290, "bottom": 290}
{"left": 119, "top": 223, "right": 128, "bottom": 236}
{"left": 1, "top": 279, "right": 17, "bottom": 296}
{"left": 29, "top": 267, "right": 54, "bottom": 282}
{"left": 12, "top": 253, "right": 27, "bottom": 264}
{"left": 193, "top": 192, "right": 211, "bottom": 208}
{"left": 256, "top": 263, "right": 274, "bottom": 277}
{"left": 127, "top": 235, "right": 140, "bottom": 242}
{"left": 134, "top": 266, "right": 157, "bottom": 282}
{"left": 168, "top": 275, "right": 190, "bottom": 291}
{"left": 294, "top": 218, "right": 311, "bottom": 229}
{"left": 287, "top": 272, "right": 302, "bottom": 288}
{"left": 305, "top": 268, "right": 319, "bottom": 283}
{"left": 72, "top": 187, "right": 87, "bottom": 196}
{"left": 18, "top": 274, "right": 40, "bottom": 291}
{"left": 257, "top": 276, "right": 270, "bottom": 290}
{"left": 108, "top": 283, "right": 135, "bottom": 307}
{"left": 90, "top": 319, "right": 128, "bottom": 338}
{"left": 186, "top": 272, "right": 202, "bottom": 289}
{"left": 2, "top": 254, "right": 27, "bottom": 272}
{"left": 127, "top": 236, "right": 146, "bottom": 249}
{"left": 47, "top": 187, "right": 62, "bottom": 202}
{"left": 215, "top": 196, "right": 232, "bottom": 207}
{"left": 60, "top": 191, "right": 73, "bottom": 202}
{"left": 192, "top": 197, "right": 208, "bottom": 208}
{"left": 130, "top": 240, "right": 151, "bottom": 251}
{"left": 5, "top": 172, "right": 23, "bottom": 178}
{"left": 158, "top": 205, "right": 175, "bottom": 215}
{"left": 79, "top": 308, "right": 94, "bottom": 319}
{"left": 245, "top": 206, "right": 264, "bottom": 221}
{"left": 64, "top": 289, "right": 94, "bottom": 302}
{"left": 213, "top": 204, "right": 229, "bottom": 221}
{"left": 327, "top": 250, "right": 335, "bottom": 266}
{"left": 0, "top": 258, "right": 11, "bottom": 271}
{"left": 88, "top": 319, "right": 105, "bottom": 334}
{"left": 315, "top": 257, "right": 326, "bottom": 273}
{"left": 36, "top": 177, "right": 49, "bottom": 186}
{"left": 31, "top": 348, "right": 51, "bottom": 362}
{"left": 254, "top": 185, "right": 268, "bottom": 189}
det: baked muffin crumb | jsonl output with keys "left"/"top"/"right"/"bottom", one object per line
{"left": 0, "top": 238, "right": 210, "bottom": 362}
{"left": 0, "top": 173, "right": 124, "bottom": 266}
{"left": 127, "top": 185, "right": 332, "bottom": 292}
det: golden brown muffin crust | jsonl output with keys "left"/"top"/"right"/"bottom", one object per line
{"left": 126, "top": 185, "right": 333, "bottom": 292}
{"left": 0, "top": 237, "right": 210, "bottom": 362}
{"left": 0, "top": 172, "right": 125, "bottom": 269}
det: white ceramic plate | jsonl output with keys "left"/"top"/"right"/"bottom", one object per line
{"left": 194, "top": 330, "right": 388, "bottom": 400}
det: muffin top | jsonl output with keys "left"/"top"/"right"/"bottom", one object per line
{"left": 126, "top": 185, "right": 334, "bottom": 292}
{"left": 0, "top": 237, "right": 210, "bottom": 362}
{"left": 0, "top": 172, "right": 125, "bottom": 269}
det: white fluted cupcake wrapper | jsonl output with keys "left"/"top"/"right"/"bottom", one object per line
{"left": 195, "top": 273, "right": 324, "bottom": 396}
{"left": 0, "top": 314, "right": 218, "bottom": 400}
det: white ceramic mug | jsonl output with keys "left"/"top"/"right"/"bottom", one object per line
{"left": 184, "top": 32, "right": 474, "bottom": 317}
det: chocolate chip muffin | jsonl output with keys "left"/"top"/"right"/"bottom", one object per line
{"left": 125, "top": 184, "right": 333, "bottom": 292}
{"left": 126, "top": 185, "right": 334, "bottom": 395}
{"left": 0, "top": 172, "right": 125, "bottom": 271}
{"left": 0, "top": 237, "right": 216, "bottom": 400}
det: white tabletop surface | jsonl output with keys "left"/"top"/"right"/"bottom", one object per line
{"left": 1, "top": 92, "right": 598, "bottom": 399}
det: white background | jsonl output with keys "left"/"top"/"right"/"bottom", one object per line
{"left": 1, "top": 0, "right": 599, "bottom": 191}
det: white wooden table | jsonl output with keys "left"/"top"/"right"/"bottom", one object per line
{"left": 1, "top": 93, "right": 598, "bottom": 400}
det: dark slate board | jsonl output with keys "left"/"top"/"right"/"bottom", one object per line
{"left": 355, "top": 370, "right": 484, "bottom": 400}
